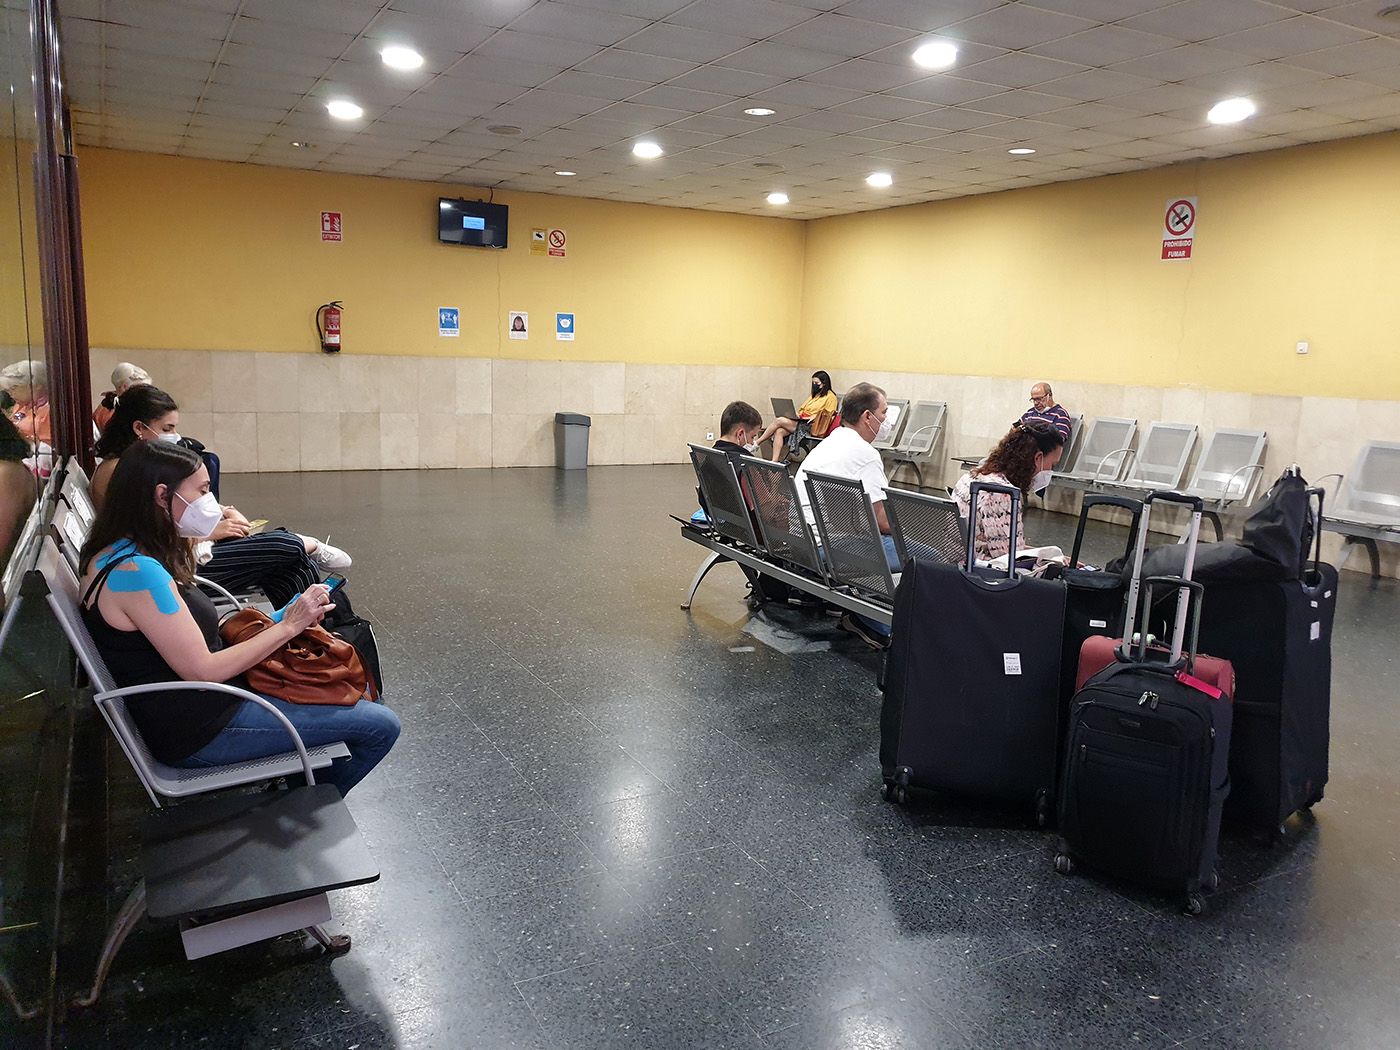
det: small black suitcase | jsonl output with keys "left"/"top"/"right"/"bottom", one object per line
{"left": 1056, "top": 564, "right": 1233, "bottom": 915}
{"left": 880, "top": 482, "right": 1066, "bottom": 823}
{"left": 1196, "top": 486, "right": 1334, "bottom": 835}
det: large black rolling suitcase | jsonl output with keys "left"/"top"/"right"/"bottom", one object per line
{"left": 1055, "top": 552, "right": 1234, "bottom": 915}
{"left": 880, "top": 482, "right": 1066, "bottom": 824}
{"left": 1196, "top": 485, "right": 1335, "bottom": 835}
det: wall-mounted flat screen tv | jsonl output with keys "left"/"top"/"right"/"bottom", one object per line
{"left": 438, "top": 197, "right": 508, "bottom": 248}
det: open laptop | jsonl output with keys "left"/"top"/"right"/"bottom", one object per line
{"left": 771, "top": 396, "right": 798, "bottom": 420}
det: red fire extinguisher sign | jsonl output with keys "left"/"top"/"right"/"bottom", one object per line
{"left": 321, "top": 211, "right": 342, "bottom": 241}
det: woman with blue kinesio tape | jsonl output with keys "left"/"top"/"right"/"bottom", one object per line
{"left": 78, "top": 441, "right": 399, "bottom": 796}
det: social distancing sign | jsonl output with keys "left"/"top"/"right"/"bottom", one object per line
{"left": 1161, "top": 197, "right": 1197, "bottom": 261}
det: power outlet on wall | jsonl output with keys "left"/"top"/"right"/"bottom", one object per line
{"left": 1296, "top": 341, "right": 1310, "bottom": 355}
{"left": 706, "top": 432, "right": 714, "bottom": 440}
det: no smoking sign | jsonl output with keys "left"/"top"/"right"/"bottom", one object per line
{"left": 547, "top": 228, "right": 567, "bottom": 257}
{"left": 1161, "top": 196, "right": 1197, "bottom": 261}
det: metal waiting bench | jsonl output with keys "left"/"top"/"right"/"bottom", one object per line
{"left": 1320, "top": 441, "right": 1400, "bottom": 581}
{"left": 884, "top": 488, "right": 965, "bottom": 567}
{"left": 884, "top": 400, "right": 948, "bottom": 488}
{"left": 678, "top": 445, "right": 895, "bottom": 625}
{"left": 1181, "top": 428, "right": 1268, "bottom": 539}
{"left": 1052, "top": 416, "right": 1138, "bottom": 486}
{"left": 1095, "top": 421, "right": 1199, "bottom": 493}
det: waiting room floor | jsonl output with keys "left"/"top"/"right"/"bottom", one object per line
{"left": 59, "top": 465, "right": 1400, "bottom": 1049}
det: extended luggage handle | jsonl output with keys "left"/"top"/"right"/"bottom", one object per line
{"left": 1301, "top": 485, "right": 1328, "bottom": 597}
{"left": 966, "top": 480, "right": 1020, "bottom": 580}
{"left": 1121, "top": 490, "right": 1204, "bottom": 665}
{"left": 1126, "top": 575, "right": 1205, "bottom": 671}
{"left": 1070, "top": 494, "right": 1144, "bottom": 567}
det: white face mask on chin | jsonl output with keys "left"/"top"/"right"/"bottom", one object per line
{"left": 172, "top": 491, "right": 223, "bottom": 539}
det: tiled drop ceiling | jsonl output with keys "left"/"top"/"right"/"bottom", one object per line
{"left": 60, "top": 0, "right": 1400, "bottom": 218}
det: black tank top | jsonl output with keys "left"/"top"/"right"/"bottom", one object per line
{"left": 81, "top": 546, "right": 241, "bottom": 764}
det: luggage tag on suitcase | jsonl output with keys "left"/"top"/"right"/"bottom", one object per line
{"left": 1174, "top": 669, "right": 1224, "bottom": 700}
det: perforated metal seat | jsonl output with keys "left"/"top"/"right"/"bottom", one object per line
{"left": 736, "top": 455, "right": 826, "bottom": 580}
{"left": 884, "top": 400, "right": 948, "bottom": 487}
{"left": 802, "top": 470, "right": 895, "bottom": 602}
{"left": 1053, "top": 417, "right": 1138, "bottom": 484}
{"left": 688, "top": 444, "right": 762, "bottom": 550}
{"left": 871, "top": 398, "right": 910, "bottom": 452}
{"left": 884, "top": 488, "right": 964, "bottom": 568}
{"left": 1321, "top": 442, "right": 1400, "bottom": 580}
{"left": 1106, "top": 422, "right": 1199, "bottom": 490}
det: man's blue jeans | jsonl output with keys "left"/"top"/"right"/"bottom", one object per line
{"left": 177, "top": 694, "right": 401, "bottom": 796}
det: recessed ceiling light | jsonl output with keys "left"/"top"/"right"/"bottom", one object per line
{"left": 766, "top": 191, "right": 789, "bottom": 205}
{"left": 912, "top": 40, "right": 958, "bottom": 70}
{"left": 866, "top": 171, "right": 893, "bottom": 188}
{"left": 1207, "top": 96, "right": 1256, "bottom": 124}
{"left": 380, "top": 45, "right": 424, "bottom": 70}
{"left": 555, "top": 170, "right": 577, "bottom": 176}
{"left": 290, "top": 140, "right": 312, "bottom": 149}
{"left": 488, "top": 124, "right": 522, "bottom": 136}
{"left": 744, "top": 107, "right": 776, "bottom": 116}
{"left": 1008, "top": 147, "right": 1036, "bottom": 155}
{"left": 326, "top": 99, "right": 363, "bottom": 121}
{"left": 632, "top": 140, "right": 663, "bottom": 159}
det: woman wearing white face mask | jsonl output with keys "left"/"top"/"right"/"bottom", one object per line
{"left": 78, "top": 441, "right": 398, "bottom": 795}
{"left": 92, "top": 385, "right": 349, "bottom": 608}
{"left": 953, "top": 420, "right": 1066, "bottom": 563}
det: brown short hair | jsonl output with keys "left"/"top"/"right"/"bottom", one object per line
{"left": 720, "top": 401, "right": 762, "bottom": 433}
{"left": 839, "top": 382, "right": 885, "bottom": 426}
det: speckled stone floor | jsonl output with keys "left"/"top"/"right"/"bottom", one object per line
{"left": 55, "top": 465, "right": 1400, "bottom": 1049}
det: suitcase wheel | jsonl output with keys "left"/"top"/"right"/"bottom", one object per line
{"left": 881, "top": 780, "right": 908, "bottom": 805}
{"left": 1183, "top": 892, "right": 1206, "bottom": 917}
{"left": 1053, "top": 853, "right": 1074, "bottom": 876}
{"left": 1205, "top": 871, "right": 1220, "bottom": 893}
{"left": 1035, "top": 789, "right": 1051, "bottom": 829}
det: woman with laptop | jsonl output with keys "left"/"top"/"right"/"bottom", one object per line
{"left": 756, "top": 370, "right": 838, "bottom": 461}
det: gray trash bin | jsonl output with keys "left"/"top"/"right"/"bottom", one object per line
{"left": 554, "top": 412, "right": 591, "bottom": 470}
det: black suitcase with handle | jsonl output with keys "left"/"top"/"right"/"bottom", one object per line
{"left": 1055, "top": 561, "right": 1234, "bottom": 915}
{"left": 880, "top": 482, "right": 1066, "bottom": 823}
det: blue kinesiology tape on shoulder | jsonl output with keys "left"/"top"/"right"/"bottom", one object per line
{"left": 97, "top": 543, "right": 180, "bottom": 615}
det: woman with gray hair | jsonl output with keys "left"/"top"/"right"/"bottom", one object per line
{"left": 93, "top": 361, "right": 152, "bottom": 432}
{"left": 0, "top": 359, "right": 52, "bottom": 451}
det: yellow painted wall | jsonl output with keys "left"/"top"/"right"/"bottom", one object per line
{"left": 77, "top": 148, "right": 806, "bottom": 366}
{"left": 800, "top": 131, "right": 1400, "bottom": 401}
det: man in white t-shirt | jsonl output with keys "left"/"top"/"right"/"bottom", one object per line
{"left": 794, "top": 382, "right": 898, "bottom": 648}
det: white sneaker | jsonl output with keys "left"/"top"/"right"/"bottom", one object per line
{"left": 301, "top": 534, "right": 352, "bottom": 571}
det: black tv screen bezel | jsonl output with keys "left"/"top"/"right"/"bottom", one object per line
{"left": 438, "top": 197, "right": 508, "bottom": 249}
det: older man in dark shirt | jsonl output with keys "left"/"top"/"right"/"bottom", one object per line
{"left": 1020, "top": 382, "right": 1071, "bottom": 441}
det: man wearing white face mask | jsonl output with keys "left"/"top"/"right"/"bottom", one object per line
{"left": 711, "top": 401, "right": 764, "bottom": 460}
{"left": 795, "top": 383, "right": 900, "bottom": 648}
{"left": 953, "top": 419, "right": 1066, "bottom": 563}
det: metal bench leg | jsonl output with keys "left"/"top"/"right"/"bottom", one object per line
{"left": 681, "top": 552, "right": 727, "bottom": 610}
{"left": 1343, "top": 537, "right": 1381, "bottom": 582}
{"left": 910, "top": 461, "right": 924, "bottom": 489}
{"left": 1203, "top": 511, "right": 1224, "bottom": 541}
{"left": 72, "top": 881, "right": 146, "bottom": 1008}
{"left": 307, "top": 924, "right": 352, "bottom": 955}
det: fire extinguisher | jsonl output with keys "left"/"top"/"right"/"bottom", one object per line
{"left": 315, "top": 301, "right": 342, "bottom": 353}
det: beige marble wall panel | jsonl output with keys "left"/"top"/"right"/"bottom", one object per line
{"left": 210, "top": 352, "right": 256, "bottom": 411}
{"left": 416, "top": 358, "right": 457, "bottom": 417}
{"left": 589, "top": 363, "right": 626, "bottom": 415}
{"left": 623, "top": 413, "right": 655, "bottom": 465}
{"left": 526, "top": 359, "right": 561, "bottom": 415}
{"left": 492, "top": 359, "right": 529, "bottom": 416}
{"left": 653, "top": 413, "right": 692, "bottom": 463}
{"left": 177, "top": 411, "right": 213, "bottom": 445}
{"left": 418, "top": 413, "right": 457, "bottom": 468}
{"left": 683, "top": 364, "right": 714, "bottom": 418}
{"left": 588, "top": 414, "right": 625, "bottom": 465}
{"left": 254, "top": 353, "right": 299, "bottom": 413}
{"left": 340, "top": 413, "right": 381, "bottom": 470}
{"left": 455, "top": 414, "right": 493, "bottom": 468}
{"left": 492, "top": 413, "right": 552, "bottom": 467}
{"left": 380, "top": 412, "right": 419, "bottom": 469}
{"left": 256, "top": 412, "right": 300, "bottom": 472}
{"left": 212, "top": 411, "right": 258, "bottom": 472}
{"left": 339, "top": 356, "right": 382, "bottom": 412}
{"left": 160, "top": 350, "right": 213, "bottom": 412}
{"left": 625, "top": 364, "right": 685, "bottom": 416}
{"left": 300, "top": 412, "right": 342, "bottom": 471}
{"left": 380, "top": 357, "right": 421, "bottom": 414}
{"left": 298, "top": 353, "right": 343, "bottom": 413}
{"left": 453, "top": 358, "right": 492, "bottom": 413}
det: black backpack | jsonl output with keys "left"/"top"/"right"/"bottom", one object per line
{"left": 322, "top": 586, "right": 383, "bottom": 696}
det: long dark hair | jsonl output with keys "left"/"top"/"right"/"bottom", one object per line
{"left": 975, "top": 420, "right": 1064, "bottom": 493}
{"left": 0, "top": 413, "right": 28, "bottom": 462}
{"left": 94, "top": 385, "right": 178, "bottom": 459}
{"left": 811, "top": 370, "right": 832, "bottom": 396}
{"left": 80, "top": 441, "right": 201, "bottom": 584}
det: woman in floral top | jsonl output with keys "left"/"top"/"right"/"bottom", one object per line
{"left": 953, "top": 420, "right": 1065, "bottom": 562}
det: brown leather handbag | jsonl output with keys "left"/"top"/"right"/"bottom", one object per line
{"left": 219, "top": 608, "right": 379, "bottom": 706}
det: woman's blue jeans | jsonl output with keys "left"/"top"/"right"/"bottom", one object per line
{"left": 177, "top": 694, "right": 401, "bottom": 796}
